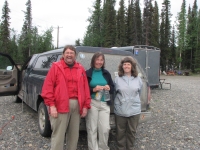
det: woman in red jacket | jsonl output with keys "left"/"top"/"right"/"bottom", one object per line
{"left": 41, "top": 45, "right": 91, "bottom": 150}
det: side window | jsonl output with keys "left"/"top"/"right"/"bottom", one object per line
{"left": 0, "top": 55, "right": 13, "bottom": 70}
{"left": 57, "top": 55, "right": 62, "bottom": 61}
{"left": 125, "top": 49, "right": 133, "bottom": 53}
{"left": 34, "top": 54, "right": 58, "bottom": 69}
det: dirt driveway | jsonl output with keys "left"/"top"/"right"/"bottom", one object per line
{"left": 0, "top": 75, "right": 200, "bottom": 150}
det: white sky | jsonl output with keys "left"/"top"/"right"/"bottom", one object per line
{"left": 0, "top": 0, "right": 199, "bottom": 48}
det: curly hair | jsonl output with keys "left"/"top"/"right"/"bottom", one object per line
{"left": 118, "top": 56, "right": 138, "bottom": 77}
{"left": 90, "top": 52, "right": 105, "bottom": 69}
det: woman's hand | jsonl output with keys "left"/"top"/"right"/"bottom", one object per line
{"left": 104, "top": 85, "right": 110, "bottom": 91}
{"left": 93, "top": 85, "right": 110, "bottom": 92}
{"left": 93, "top": 85, "right": 104, "bottom": 92}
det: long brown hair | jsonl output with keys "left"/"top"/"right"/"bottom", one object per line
{"left": 90, "top": 52, "right": 105, "bottom": 69}
{"left": 118, "top": 56, "right": 138, "bottom": 77}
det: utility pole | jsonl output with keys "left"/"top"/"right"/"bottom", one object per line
{"left": 55, "top": 26, "right": 63, "bottom": 48}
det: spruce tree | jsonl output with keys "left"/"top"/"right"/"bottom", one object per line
{"left": 18, "top": 0, "right": 32, "bottom": 62}
{"left": 176, "top": 0, "right": 186, "bottom": 71}
{"left": 83, "top": 0, "right": 102, "bottom": 46}
{"left": 150, "top": 1, "right": 159, "bottom": 47}
{"left": 0, "top": 0, "right": 11, "bottom": 54}
{"left": 159, "top": 0, "right": 171, "bottom": 71}
{"left": 186, "top": 0, "right": 198, "bottom": 71}
{"left": 143, "top": 0, "right": 153, "bottom": 45}
{"left": 195, "top": 9, "right": 200, "bottom": 72}
{"left": 102, "top": 0, "right": 116, "bottom": 47}
{"left": 185, "top": 6, "right": 192, "bottom": 69}
{"left": 126, "top": 0, "right": 134, "bottom": 45}
{"left": 134, "top": 0, "right": 142, "bottom": 45}
{"left": 116, "top": 0, "right": 126, "bottom": 46}
{"left": 170, "top": 25, "right": 176, "bottom": 69}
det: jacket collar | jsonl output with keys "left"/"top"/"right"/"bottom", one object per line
{"left": 122, "top": 75, "right": 135, "bottom": 80}
{"left": 61, "top": 59, "right": 79, "bottom": 69}
{"left": 87, "top": 67, "right": 107, "bottom": 78}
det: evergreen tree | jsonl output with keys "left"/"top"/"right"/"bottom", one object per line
{"left": 18, "top": 0, "right": 32, "bottom": 63}
{"left": 186, "top": 0, "right": 198, "bottom": 71}
{"left": 195, "top": 9, "right": 200, "bottom": 72}
{"left": 176, "top": 0, "right": 186, "bottom": 71}
{"left": 150, "top": 1, "right": 159, "bottom": 47}
{"left": 143, "top": 0, "right": 153, "bottom": 45}
{"left": 37, "top": 27, "right": 54, "bottom": 53}
{"left": 115, "top": 0, "right": 126, "bottom": 46}
{"left": 83, "top": 0, "right": 102, "bottom": 46}
{"left": 102, "top": 0, "right": 116, "bottom": 47}
{"left": 31, "top": 26, "right": 39, "bottom": 54}
{"left": 126, "top": 0, "right": 134, "bottom": 45}
{"left": 10, "top": 29, "right": 19, "bottom": 62}
{"left": 185, "top": 6, "right": 192, "bottom": 69}
{"left": 134, "top": 0, "right": 142, "bottom": 45}
{"left": 75, "top": 38, "right": 81, "bottom": 46}
{"left": 159, "top": 0, "right": 171, "bottom": 71}
{"left": 127, "top": 0, "right": 142, "bottom": 45}
{"left": 170, "top": 25, "right": 176, "bottom": 68}
{"left": 0, "top": 0, "right": 11, "bottom": 54}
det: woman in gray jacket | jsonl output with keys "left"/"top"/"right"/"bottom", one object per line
{"left": 114, "top": 56, "right": 143, "bottom": 150}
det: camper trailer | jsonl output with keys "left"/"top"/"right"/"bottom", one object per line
{"left": 112, "top": 45, "right": 161, "bottom": 88}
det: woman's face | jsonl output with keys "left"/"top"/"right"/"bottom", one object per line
{"left": 94, "top": 56, "right": 104, "bottom": 69}
{"left": 122, "top": 62, "right": 132, "bottom": 74}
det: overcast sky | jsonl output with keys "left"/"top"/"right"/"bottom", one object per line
{"left": 0, "top": 0, "right": 199, "bottom": 48}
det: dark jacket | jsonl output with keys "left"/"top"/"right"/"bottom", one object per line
{"left": 86, "top": 67, "right": 114, "bottom": 105}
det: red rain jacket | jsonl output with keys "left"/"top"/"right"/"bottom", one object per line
{"left": 41, "top": 59, "right": 91, "bottom": 115}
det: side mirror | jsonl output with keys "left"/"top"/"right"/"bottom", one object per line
{"left": 6, "top": 66, "right": 12, "bottom": 70}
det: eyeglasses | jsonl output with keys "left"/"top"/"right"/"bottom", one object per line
{"left": 64, "top": 52, "right": 75, "bottom": 55}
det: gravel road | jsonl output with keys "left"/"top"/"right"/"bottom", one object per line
{"left": 0, "top": 75, "right": 200, "bottom": 150}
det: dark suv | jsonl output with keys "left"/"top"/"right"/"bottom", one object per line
{"left": 0, "top": 46, "right": 151, "bottom": 137}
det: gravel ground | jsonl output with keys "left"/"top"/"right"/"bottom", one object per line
{"left": 0, "top": 75, "right": 200, "bottom": 150}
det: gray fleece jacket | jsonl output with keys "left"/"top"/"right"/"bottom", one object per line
{"left": 114, "top": 75, "right": 143, "bottom": 117}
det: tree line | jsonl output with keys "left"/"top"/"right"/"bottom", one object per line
{"left": 82, "top": 0, "right": 200, "bottom": 72}
{"left": 0, "top": 0, "right": 54, "bottom": 64}
{"left": 0, "top": 0, "right": 200, "bottom": 72}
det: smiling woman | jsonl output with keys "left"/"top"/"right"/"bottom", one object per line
{"left": 114, "top": 56, "right": 142, "bottom": 149}
{"left": 85, "top": 52, "right": 114, "bottom": 150}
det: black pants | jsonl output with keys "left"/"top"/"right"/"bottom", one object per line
{"left": 115, "top": 114, "right": 140, "bottom": 150}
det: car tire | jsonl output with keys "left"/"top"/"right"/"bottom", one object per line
{"left": 38, "top": 102, "right": 52, "bottom": 137}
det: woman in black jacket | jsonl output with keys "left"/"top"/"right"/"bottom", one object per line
{"left": 86, "top": 52, "right": 114, "bottom": 150}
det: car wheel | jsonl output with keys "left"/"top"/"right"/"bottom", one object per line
{"left": 38, "top": 102, "right": 52, "bottom": 137}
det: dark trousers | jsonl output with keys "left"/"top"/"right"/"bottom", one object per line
{"left": 115, "top": 114, "right": 140, "bottom": 150}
